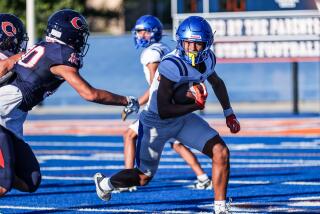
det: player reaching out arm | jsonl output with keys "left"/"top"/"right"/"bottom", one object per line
{"left": 0, "top": 9, "right": 139, "bottom": 197}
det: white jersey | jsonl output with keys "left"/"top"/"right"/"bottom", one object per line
{"left": 145, "top": 49, "right": 216, "bottom": 114}
{"left": 140, "top": 42, "right": 171, "bottom": 85}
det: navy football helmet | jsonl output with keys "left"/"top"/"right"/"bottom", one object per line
{"left": 132, "top": 15, "right": 163, "bottom": 48}
{"left": 176, "top": 16, "right": 213, "bottom": 66}
{"left": 46, "top": 9, "right": 90, "bottom": 56}
{"left": 0, "top": 13, "right": 28, "bottom": 54}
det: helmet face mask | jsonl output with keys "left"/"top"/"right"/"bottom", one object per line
{"left": 176, "top": 16, "right": 213, "bottom": 66}
{"left": 132, "top": 15, "right": 163, "bottom": 48}
{"left": 0, "top": 13, "right": 28, "bottom": 54}
{"left": 46, "top": 9, "right": 90, "bottom": 57}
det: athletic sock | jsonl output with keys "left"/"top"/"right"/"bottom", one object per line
{"left": 214, "top": 200, "right": 226, "bottom": 213}
{"left": 197, "top": 173, "right": 209, "bottom": 182}
{"left": 99, "top": 177, "right": 114, "bottom": 191}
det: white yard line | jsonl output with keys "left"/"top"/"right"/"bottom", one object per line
{"left": 42, "top": 175, "right": 271, "bottom": 185}
{"left": 283, "top": 181, "right": 320, "bottom": 186}
{"left": 0, "top": 205, "right": 144, "bottom": 213}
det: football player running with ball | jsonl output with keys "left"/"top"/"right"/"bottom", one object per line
{"left": 94, "top": 16, "right": 240, "bottom": 214}
{"left": 121, "top": 15, "right": 211, "bottom": 192}
{"left": 0, "top": 9, "right": 139, "bottom": 197}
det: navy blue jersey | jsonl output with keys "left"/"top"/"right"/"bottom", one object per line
{"left": 11, "top": 41, "right": 82, "bottom": 111}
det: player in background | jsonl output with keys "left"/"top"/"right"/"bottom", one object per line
{"left": 0, "top": 9, "right": 139, "bottom": 197}
{"left": 94, "top": 16, "right": 240, "bottom": 214}
{"left": 121, "top": 15, "right": 211, "bottom": 191}
{"left": 0, "top": 14, "right": 27, "bottom": 86}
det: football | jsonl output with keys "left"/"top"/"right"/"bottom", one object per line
{"left": 172, "top": 82, "right": 206, "bottom": 105}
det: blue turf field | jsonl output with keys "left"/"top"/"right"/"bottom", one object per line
{"left": 0, "top": 115, "right": 320, "bottom": 213}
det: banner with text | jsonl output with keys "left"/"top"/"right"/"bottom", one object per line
{"left": 173, "top": 10, "right": 320, "bottom": 63}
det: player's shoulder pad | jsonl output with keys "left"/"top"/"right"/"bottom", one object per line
{"left": 158, "top": 53, "right": 188, "bottom": 82}
{"left": 207, "top": 49, "right": 216, "bottom": 71}
{"left": 141, "top": 44, "right": 164, "bottom": 65}
{"left": 60, "top": 44, "right": 82, "bottom": 69}
{"left": 44, "top": 42, "right": 82, "bottom": 69}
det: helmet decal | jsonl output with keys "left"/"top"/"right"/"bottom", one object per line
{"left": 71, "top": 17, "right": 84, "bottom": 30}
{"left": 1, "top": 21, "right": 16, "bottom": 37}
{"left": 0, "top": 14, "right": 28, "bottom": 53}
{"left": 190, "top": 35, "right": 202, "bottom": 40}
{"left": 135, "top": 24, "right": 144, "bottom": 30}
{"left": 46, "top": 9, "right": 90, "bottom": 56}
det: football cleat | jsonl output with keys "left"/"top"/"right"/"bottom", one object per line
{"left": 193, "top": 178, "right": 212, "bottom": 190}
{"left": 215, "top": 198, "right": 232, "bottom": 214}
{"left": 94, "top": 173, "right": 112, "bottom": 201}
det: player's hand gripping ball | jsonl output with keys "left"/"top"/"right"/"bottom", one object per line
{"left": 172, "top": 82, "right": 208, "bottom": 109}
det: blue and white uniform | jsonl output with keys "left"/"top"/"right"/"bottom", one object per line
{"left": 137, "top": 49, "right": 218, "bottom": 177}
{"left": 140, "top": 43, "right": 171, "bottom": 85}
{"left": 128, "top": 42, "right": 170, "bottom": 133}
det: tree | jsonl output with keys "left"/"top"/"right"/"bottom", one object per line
{"left": 0, "top": 0, "right": 85, "bottom": 40}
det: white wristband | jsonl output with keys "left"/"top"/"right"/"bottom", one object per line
{"left": 223, "top": 107, "right": 234, "bottom": 117}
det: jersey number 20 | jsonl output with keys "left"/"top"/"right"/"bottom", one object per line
{"left": 18, "top": 45, "right": 45, "bottom": 68}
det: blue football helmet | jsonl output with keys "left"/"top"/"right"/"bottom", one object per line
{"left": 46, "top": 9, "right": 90, "bottom": 56}
{"left": 132, "top": 15, "right": 163, "bottom": 48}
{"left": 0, "top": 13, "right": 28, "bottom": 54}
{"left": 176, "top": 16, "right": 213, "bottom": 66}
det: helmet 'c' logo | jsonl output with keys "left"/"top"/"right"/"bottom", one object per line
{"left": 1, "top": 21, "right": 17, "bottom": 37}
{"left": 71, "top": 17, "right": 84, "bottom": 30}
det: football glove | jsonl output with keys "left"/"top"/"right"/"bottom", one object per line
{"left": 226, "top": 114, "right": 240, "bottom": 133}
{"left": 121, "top": 96, "right": 140, "bottom": 121}
{"left": 190, "top": 82, "right": 208, "bottom": 110}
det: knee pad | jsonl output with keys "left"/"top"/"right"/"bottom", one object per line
{"left": 110, "top": 168, "right": 151, "bottom": 188}
{"left": 202, "top": 135, "right": 227, "bottom": 159}
{"left": 24, "top": 171, "right": 41, "bottom": 193}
